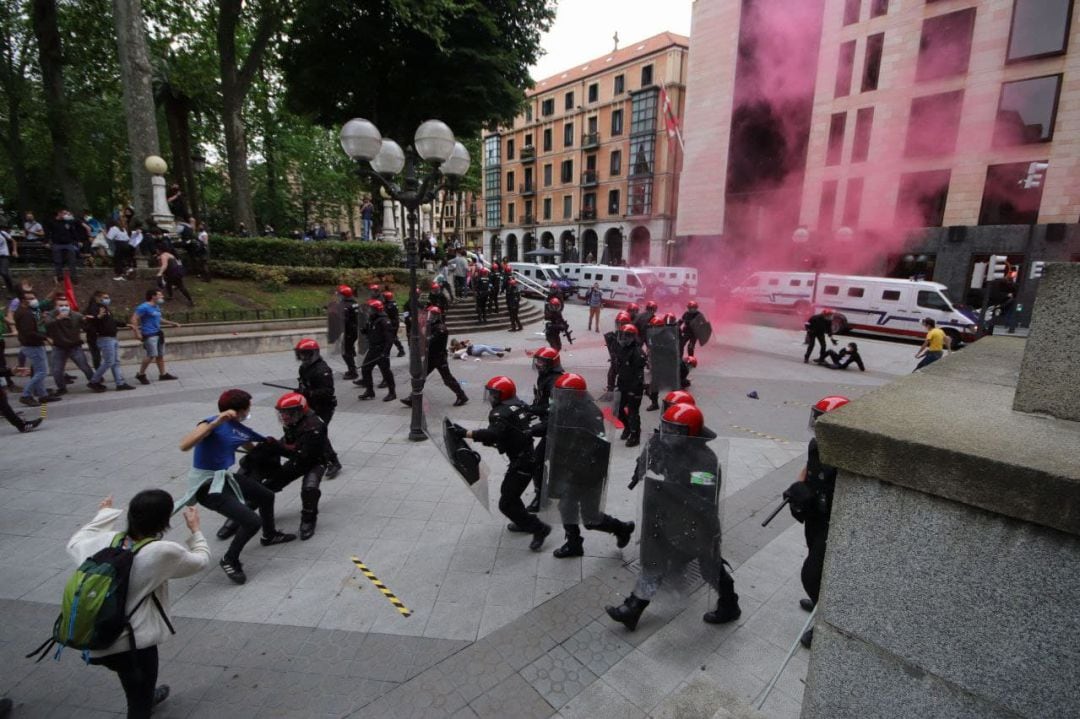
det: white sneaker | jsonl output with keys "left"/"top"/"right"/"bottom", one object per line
{"left": 113, "top": 276, "right": 126, "bottom": 281}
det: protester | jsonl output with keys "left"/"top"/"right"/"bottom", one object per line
{"left": 14, "top": 289, "right": 61, "bottom": 406}
{"left": 817, "top": 342, "right": 865, "bottom": 371}
{"left": 67, "top": 492, "right": 210, "bottom": 718}
{"left": 49, "top": 208, "right": 83, "bottom": 283}
{"left": 107, "top": 219, "right": 132, "bottom": 281}
{"left": 0, "top": 365, "right": 40, "bottom": 432}
{"left": 451, "top": 339, "right": 510, "bottom": 360}
{"left": 0, "top": 220, "right": 17, "bottom": 296}
{"left": 132, "top": 289, "right": 181, "bottom": 385}
{"left": 23, "top": 211, "right": 45, "bottom": 240}
{"left": 154, "top": 247, "right": 194, "bottom": 306}
{"left": 45, "top": 293, "right": 94, "bottom": 394}
{"left": 914, "top": 318, "right": 949, "bottom": 371}
{"left": 87, "top": 290, "right": 136, "bottom": 392}
{"left": 584, "top": 282, "right": 604, "bottom": 332}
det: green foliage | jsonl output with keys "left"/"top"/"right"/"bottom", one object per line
{"left": 210, "top": 259, "right": 421, "bottom": 288}
{"left": 211, "top": 236, "right": 402, "bottom": 268}
{"left": 252, "top": 264, "right": 288, "bottom": 292}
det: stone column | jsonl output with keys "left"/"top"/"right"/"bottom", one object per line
{"left": 378, "top": 198, "right": 400, "bottom": 245}
{"left": 803, "top": 262, "right": 1080, "bottom": 718}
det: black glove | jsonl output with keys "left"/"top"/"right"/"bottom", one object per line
{"left": 783, "top": 481, "right": 817, "bottom": 523}
{"left": 449, "top": 423, "right": 467, "bottom": 439}
{"left": 830, "top": 338, "right": 839, "bottom": 345}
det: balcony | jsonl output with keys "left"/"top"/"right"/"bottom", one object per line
{"left": 521, "top": 146, "right": 536, "bottom": 161}
{"left": 582, "top": 132, "right": 600, "bottom": 149}
{"left": 581, "top": 170, "right": 599, "bottom": 187}
{"left": 523, "top": 214, "right": 536, "bottom": 226}
{"left": 579, "top": 207, "right": 597, "bottom": 222}
{"left": 519, "top": 182, "right": 536, "bottom": 196}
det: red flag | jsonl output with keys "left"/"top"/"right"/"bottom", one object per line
{"left": 63, "top": 270, "right": 79, "bottom": 311}
{"left": 660, "top": 86, "right": 680, "bottom": 139}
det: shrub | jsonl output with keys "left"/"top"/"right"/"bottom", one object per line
{"left": 211, "top": 236, "right": 402, "bottom": 268}
{"left": 210, "top": 260, "right": 427, "bottom": 289}
{"left": 252, "top": 265, "right": 288, "bottom": 293}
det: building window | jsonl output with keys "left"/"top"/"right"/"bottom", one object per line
{"left": 484, "top": 135, "right": 501, "bottom": 166}
{"left": 543, "top": 163, "right": 553, "bottom": 186}
{"left": 835, "top": 41, "right": 856, "bottom": 98}
{"left": 861, "top": 33, "right": 884, "bottom": 92}
{"left": 608, "top": 189, "right": 620, "bottom": 215}
{"left": 563, "top": 122, "right": 574, "bottom": 147}
{"left": 842, "top": 178, "right": 864, "bottom": 226}
{"left": 611, "top": 109, "right": 624, "bottom": 136}
{"left": 560, "top": 160, "right": 573, "bottom": 183}
{"left": 979, "top": 161, "right": 1047, "bottom": 225}
{"left": 610, "top": 150, "right": 622, "bottom": 176}
{"left": 851, "top": 107, "right": 874, "bottom": 162}
{"left": 826, "top": 113, "right": 846, "bottom": 166}
{"left": 630, "top": 89, "right": 658, "bottom": 134}
{"left": 506, "top": 138, "right": 515, "bottom": 161}
{"left": 485, "top": 198, "right": 500, "bottom": 227}
{"left": 1007, "top": 0, "right": 1074, "bottom": 63}
{"left": 818, "top": 181, "right": 838, "bottom": 229}
{"left": 916, "top": 8, "right": 976, "bottom": 83}
{"left": 641, "top": 64, "right": 653, "bottom": 87}
{"left": 563, "top": 195, "right": 572, "bottom": 219}
{"left": 628, "top": 178, "right": 652, "bottom": 216}
{"left": 525, "top": 106, "right": 533, "bottom": 122}
{"left": 507, "top": 202, "right": 516, "bottom": 223}
{"left": 588, "top": 83, "right": 599, "bottom": 103}
{"left": 565, "top": 91, "right": 575, "bottom": 110}
{"left": 870, "top": 0, "right": 888, "bottom": 18}
{"left": 843, "top": 0, "right": 860, "bottom": 25}
{"left": 506, "top": 171, "right": 514, "bottom": 192}
{"left": 629, "top": 137, "right": 655, "bottom": 177}
{"left": 993, "top": 74, "right": 1063, "bottom": 147}
{"left": 543, "top": 197, "right": 552, "bottom": 220}
{"left": 525, "top": 133, "right": 533, "bottom": 148}
{"left": 541, "top": 98, "right": 554, "bottom": 116}
{"left": 614, "top": 74, "right": 625, "bottom": 95}
{"left": 543, "top": 128, "right": 552, "bottom": 152}
{"left": 904, "top": 90, "right": 963, "bottom": 158}
{"left": 896, "top": 170, "right": 950, "bottom": 227}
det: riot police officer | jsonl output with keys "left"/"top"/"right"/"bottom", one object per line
{"left": 606, "top": 403, "right": 741, "bottom": 630}
{"left": 634, "top": 300, "right": 658, "bottom": 336}
{"left": 427, "top": 281, "right": 449, "bottom": 314}
{"left": 625, "top": 302, "right": 640, "bottom": 325}
{"left": 544, "top": 297, "right": 568, "bottom": 351}
{"left": 382, "top": 291, "right": 406, "bottom": 357}
{"left": 681, "top": 355, "right": 697, "bottom": 389}
{"left": 338, "top": 286, "right": 360, "bottom": 380}
{"left": 400, "top": 306, "right": 468, "bottom": 408}
{"left": 526, "top": 347, "right": 564, "bottom": 512}
{"left": 488, "top": 262, "right": 502, "bottom": 315}
{"left": 358, "top": 299, "right": 396, "bottom": 402}
{"left": 614, "top": 323, "right": 646, "bottom": 447}
{"left": 474, "top": 267, "right": 491, "bottom": 323}
{"left": 679, "top": 301, "right": 704, "bottom": 357}
{"left": 294, "top": 338, "right": 342, "bottom": 478}
{"left": 604, "top": 310, "right": 633, "bottom": 396}
{"left": 787, "top": 395, "right": 849, "bottom": 647}
{"left": 451, "top": 377, "right": 551, "bottom": 551}
{"left": 505, "top": 279, "right": 523, "bottom": 331}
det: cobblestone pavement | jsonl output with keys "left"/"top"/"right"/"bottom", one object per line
{"left": 0, "top": 303, "right": 919, "bottom": 717}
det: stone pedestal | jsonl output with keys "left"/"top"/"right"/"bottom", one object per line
{"left": 378, "top": 199, "right": 400, "bottom": 245}
{"left": 150, "top": 175, "right": 176, "bottom": 232}
{"left": 803, "top": 263, "right": 1080, "bottom": 718}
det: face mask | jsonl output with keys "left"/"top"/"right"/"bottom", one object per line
{"left": 58, "top": 306, "right": 70, "bottom": 315}
{"left": 155, "top": 298, "right": 165, "bottom": 305}
{"left": 61, "top": 213, "right": 74, "bottom": 221}
{"left": 243, "top": 412, "right": 252, "bottom": 422}
{"left": 101, "top": 298, "right": 111, "bottom": 306}
{"left": 28, "top": 299, "right": 39, "bottom": 309}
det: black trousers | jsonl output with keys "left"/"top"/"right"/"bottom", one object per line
{"left": 804, "top": 332, "right": 827, "bottom": 362}
{"left": 801, "top": 517, "right": 829, "bottom": 604}
{"left": 342, "top": 342, "right": 357, "bottom": 374}
{"left": 617, "top": 389, "right": 643, "bottom": 439}
{"left": 680, "top": 333, "right": 697, "bottom": 357}
{"left": 361, "top": 351, "right": 394, "bottom": 393}
{"left": 113, "top": 242, "right": 132, "bottom": 277}
{"left": 499, "top": 457, "right": 544, "bottom": 532}
{"left": 508, "top": 306, "right": 521, "bottom": 330}
{"left": 161, "top": 274, "right": 193, "bottom": 305}
{"left": 564, "top": 514, "right": 623, "bottom": 541}
{"left": 311, "top": 403, "right": 340, "bottom": 466}
{"left": 546, "top": 328, "right": 562, "bottom": 351}
{"left": 0, "top": 387, "right": 23, "bottom": 430}
{"left": 265, "top": 465, "right": 325, "bottom": 522}
{"left": 427, "top": 360, "right": 465, "bottom": 398}
{"left": 0, "top": 338, "right": 14, "bottom": 388}
{"left": 391, "top": 325, "right": 405, "bottom": 354}
{"left": 488, "top": 289, "right": 499, "bottom": 313}
{"left": 90, "top": 645, "right": 159, "bottom": 719}
{"left": 196, "top": 475, "right": 276, "bottom": 564}
{"left": 475, "top": 294, "right": 488, "bottom": 322}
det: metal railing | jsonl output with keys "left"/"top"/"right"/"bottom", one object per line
{"left": 581, "top": 170, "right": 599, "bottom": 186}
{"left": 582, "top": 132, "right": 600, "bottom": 148}
{"left": 168, "top": 306, "right": 326, "bottom": 324}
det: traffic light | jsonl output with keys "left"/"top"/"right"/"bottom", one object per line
{"left": 987, "top": 255, "right": 1009, "bottom": 281}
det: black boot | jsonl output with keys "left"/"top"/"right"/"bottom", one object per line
{"left": 626, "top": 434, "right": 640, "bottom": 448}
{"left": 453, "top": 394, "right": 468, "bottom": 407}
{"left": 800, "top": 627, "right": 814, "bottom": 648}
{"left": 703, "top": 592, "right": 742, "bottom": 624}
{"left": 614, "top": 520, "right": 635, "bottom": 549}
{"left": 645, "top": 401, "right": 659, "bottom": 412}
{"left": 400, "top": 397, "right": 413, "bottom": 407}
{"left": 358, "top": 391, "right": 375, "bottom": 400}
{"left": 526, "top": 494, "right": 541, "bottom": 513}
{"left": 606, "top": 594, "right": 650, "bottom": 631}
{"left": 217, "top": 518, "right": 240, "bottom": 540}
{"left": 343, "top": 371, "right": 358, "bottom": 380}
{"left": 529, "top": 522, "right": 551, "bottom": 551}
{"left": 383, "top": 388, "right": 397, "bottom": 402}
{"left": 377, "top": 379, "right": 388, "bottom": 388}
{"left": 620, "top": 426, "right": 630, "bottom": 441}
{"left": 299, "top": 511, "right": 317, "bottom": 541}
{"left": 553, "top": 535, "right": 584, "bottom": 559}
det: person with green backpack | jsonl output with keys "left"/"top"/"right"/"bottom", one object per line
{"left": 60, "top": 491, "right": 209, "bottom": 718}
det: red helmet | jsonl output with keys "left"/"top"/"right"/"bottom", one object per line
{"left": 368, "top": 284, "right": 380, "bottom": 292}
{"left": 295, "top": 338, "right": 319, "bottom": 352}
{"left": 533, "top": 346, "right": 561, "bottom": 372}
{"left": 662, "top": 390, "right": 696, "bottom": 412}
{"left": 294, "top": 338, "right": 320, "bottom": 363}
{"left": 687, "top": 301, "right": 699, "bottom": 310}
{"left": 811, "top": 395, "right": 850, "bottom": 429}
{"left": 549, "top": 281, "right": 558, "bottom": 288}
{"left": 620, "top": 323, "right": 639, "bottom": 335}
{"left": 431, "top": 282, "right": 441, "bottom": 290}
{"left": 368, "top": 299, "right": 384, "bottom": 312}
{"left": 549, "top": 297, "right": 562, "bottom": 308}
{"left": 822, "top": 308, "right": 834, "bottom": 317}
{"left": 685, "top": 355, "right": 698, "bottom": 368}
{"left": 382, "top": 291, "right": 394, "bottom": 301}
{"left": 480, "top": 267, "right": 490, "bottom": 275}
{"left": 275, "top": 392, "right": 308, "bottom": 425}
{"left": 555, "top": 373, "right": 587, "bottom": 391}
{"left": 645, "top": 300, "right": 658, "bottom": 311}
{"left": 627, "top": 303, "right": 640, "bottom": 314}
{"left": 508, "top": 279, "right": 518, "bottom": 286}
{"left": 427, "top": 305, "right": 442, "bottom": 315}
{"left": 648, "top": 316, "right": 664, "bottom": 327}
{"left": 337, "top": 285, "right": 354, "bottom": 298}
{"left": 663, "top": 312, "right": 678, "bottom": 326}
{"left": 485, "top": 376, "right": 517, "bottom": 405}
{"left": 492, "top": 263, "right": 501, "bottom": 271}
{"left": 615, "top": 311, "right": 632, "bottom": 325}
{"left": 661, "top": 403, "right": 705, "bottom": 437}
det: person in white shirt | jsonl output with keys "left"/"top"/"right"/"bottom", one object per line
{"left": 67, "top": 491, "right": 210, "bottom": 719}
{"left": 106, "top": 220, "right": 132, "bottom": 280}
{"left": 23, "top": 211, "right": 44, "bottom": 240}
{"left": 0, "top": 222, "right": 16, "bottom": 295}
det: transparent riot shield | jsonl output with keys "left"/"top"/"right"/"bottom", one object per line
{"left": 689, "top": 314, "right": 713, "bottom": 346}
{"left": 424, "top": 416, "right": 490, "bottom": 511}
{"left": 356, "top": 303, "right": 372, "bottom": 356}
{"left": 538, "top": 387, "right": 610, "bottom": 525}
{"left": 646, "top": 326, "right": 680, "bottom": 395}
{"left": 632, "top": 433, "right": 728, "bottom": 604}
{"left": 418, "top": 306, "right": 432, "bottom": 375}
{"left": 326, "top": 299, "right": 345, "bottom": 356}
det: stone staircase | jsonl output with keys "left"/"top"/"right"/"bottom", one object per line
{"left": 443, "top": 295, "right": 544, "bottom": 334}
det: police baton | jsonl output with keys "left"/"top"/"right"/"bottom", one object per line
{"left": 262, "top": 382, "right": 299, "bottom": 392}
{"left": 760, "top": 497, "right": 790, "bottom": 527}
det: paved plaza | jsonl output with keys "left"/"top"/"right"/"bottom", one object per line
{"left": 0, "top": 303, "right": 921, "bottom": 718}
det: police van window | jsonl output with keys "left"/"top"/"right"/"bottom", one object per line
{"left": 823, "top": 285, "right": 840, "bottom": 295}
{"left": 627, "top": 275, "right": 641, "bottom": 287}
{"left": 882, "top": 290, "right": 901, "bottom": 301}
{"left": 807, "top": 279, "right": 814, "bottom": 286}
{"left": 768, "top": 278, "right": 780, "bottom": 286}
{"left": 847, "top": 287, "right": 865, "bottom": 297}
{"left": 610, "top": 275, "right": 620, "bottom": 283}
{"left": 917, "top": 290, "right": 951, "bottom": 311}
{"left": 790, "top": 279, "right": 801, "bottom": 286}
{"left": 584, "top": 273, "right": 591, "bottom": 280}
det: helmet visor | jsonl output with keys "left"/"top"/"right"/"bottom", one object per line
{"left": 484, "top": 386, "right": 502, "bottom": 407}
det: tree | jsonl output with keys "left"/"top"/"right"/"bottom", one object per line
{"left": 215, "top": 0, "right": 288, "bottom": 232}
{"left": 0, "top": 0, "right": 36, "bottom": 212}
{"left": 281, "top": 0, "right": 555, "bottom": 143}
{"left": 29, "top": 0, "right": 87, "bottom": 211}
{"left": 112, "top": 0, "right": 161, "bottom": 221}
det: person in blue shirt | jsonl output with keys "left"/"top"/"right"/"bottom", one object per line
{"left": 176, "top": 389, "right": 295, "bottom": 584}
{"left": 131, "top": 289, "right": 181, "bottom": 385}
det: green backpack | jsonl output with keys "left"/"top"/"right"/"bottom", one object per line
{"left": 27, "top": 533, "right": 174, "bottom": 662}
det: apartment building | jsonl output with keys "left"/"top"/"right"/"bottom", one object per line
{"left": 482, "top": 32, "right": 689, "bottom": 266}
{"left": 678, "top": 0, "right": 1079, "bottom": 325}
{"left": 430, "top": 190, "right": 483, "bottom": 250}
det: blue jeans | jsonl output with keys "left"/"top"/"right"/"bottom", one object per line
{"left": 470, "top": 344, "right": 503, "bottom": 357}
{"left": 91, "top": 337, "right": 125, "bottom": 385}
{"left": 21, "top": 345, "right": 49, "bottom": 399}
{"left": 915, "top": 351, "right": 943, "bottom": 371}
{"left": 51, "top": 244, "right": 79, "bottom": 281}
{"left": 52, "top": 345, "right": 94, "bottom": 386}
{"left": 362, "top": 218, "right": 373, "bottom": 241}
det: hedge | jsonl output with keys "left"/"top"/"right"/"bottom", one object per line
{"left": 211, "top": 236, "right": 402, "bottom": 268}
{"left": 209, "top": 260, "right": 427, "bottom": 290}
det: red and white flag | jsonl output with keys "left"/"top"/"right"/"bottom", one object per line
{"left": 660, "top": 84, "right": 685, "bottom": 152}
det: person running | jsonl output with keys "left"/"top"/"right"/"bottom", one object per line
{"left": 67, "top": 491, "right": 210, "bottom": 718}
{"left": 177, "top": 389, "right": 295, "bottom": 584}
{"left": 13, "top": 289, "right": 62, "bottom": 407}
{"left": 86, "top": 290, "right": 136, "bottom": 392}
{"left": 132, "top": 289, "right": 181, "bottom": 385}
{"left": 154, "top": 247, "right": 194, "bottom": 307}
{"left": 0, "top": 365, "right": 40, "bottom": 432}
{"left": 45, "top": 293, "right": 94, "bottom": 394}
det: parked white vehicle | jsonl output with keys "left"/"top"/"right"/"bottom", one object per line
{"left": 730, "top": 271, "right": 978, "bottom": 342}
{"left": 557, "top": 264, "right": 659, "bottom": 305}
{"left": 508, "top": 262, "right": 574, "bottom": 297}
{"left": 637, "top": 266, "right": 698, "bottom": 293}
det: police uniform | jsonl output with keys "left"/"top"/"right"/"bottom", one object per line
{"left": 614, "top": 340, "right": 647, "bottom": 445}
{"left": 679, "top": 309, "right": 702, "bottom": 357}
{"left": 795, "top": 437, "right": 835, "bottom": 605}
{"left": 506, "top": 283, "right": 523, "bottom": 331}
{"left": 528, "top": 366, "right": 564, "bottom": 502}
{"left": 341, "top": 298, "right": 360, "bottom": 378}
{"left": 407, "top": 312, "right": 467, "bottom": 405}
{"left": 383, "top": 298, "right": 406, "bottom": 357}
{"left": 359, "top": 310, "right": 396, "bottom": 400}
{"left": 544, "top": 303, "right": 567, "bottom": 351}
{"left": 298, "top": 356, "right": 340, "bottom": 471}
{"left": 474, "top": 273, "right": 491, "bottom": 323}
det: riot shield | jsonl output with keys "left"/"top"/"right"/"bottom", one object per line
{"left": 646, "top": 326, "right": 680, "bottom": 395}
{"left": 423, "top": 416, "right": 490, "bottom": 511}
{"left": 633, "top": 433, "right": 727, "bottom": 603}
{"left": 417, "top": 306, "right": 432, "bottom": 375}
{"left": 538, "top": 388, "right": 610, "bottom": 525}
{"left": 690, "top": 314, "right": 712, "bottom": 346}
{"left": 356, "top": 303, "right": 372, "bottom": 355}
{"left": 327, "top": 299, "right": 345, "bottom": 356}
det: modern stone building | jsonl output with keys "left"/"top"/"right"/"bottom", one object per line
{"left": 482, "top": 33, "right": 689, "bottom": 266}
{"left": 677, "top": 0, "right": 1079, "bottom": 325}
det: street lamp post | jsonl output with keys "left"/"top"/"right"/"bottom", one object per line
{"left": 340, "top": 118, "right": 470, "bottom": 442}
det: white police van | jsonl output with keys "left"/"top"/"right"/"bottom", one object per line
{"left": 557, "top": 264, "right": 660, "bottom": 306}
{"left": 731, "top": 271, "right": 978, "bottom": 342}
{"left": 637, "top": 266, "right": 698, "bottom": 294}
{"left": 508, "top": 262, "right": 574, "bottom": 297}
